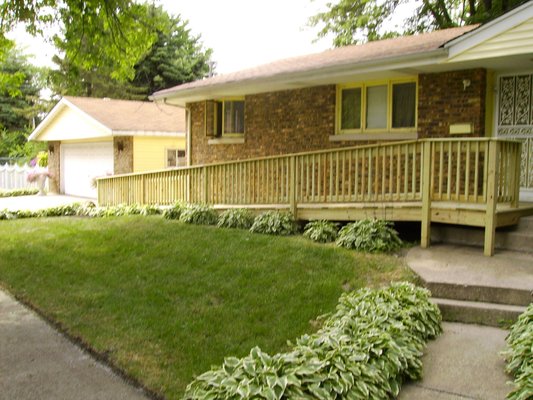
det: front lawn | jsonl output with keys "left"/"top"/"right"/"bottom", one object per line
{"left": 0, "top": 216, "right": 414, "bottom": 398}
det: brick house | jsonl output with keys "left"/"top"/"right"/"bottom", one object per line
{"left": 152, "top": 2, "right": 533, "bottom": 198}
{"left": 99, "top": 2, "right": 533, "bottom": 255}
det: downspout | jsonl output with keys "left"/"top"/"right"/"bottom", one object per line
{"left": 186, "top": 107, "right": 192, "bottom": 166}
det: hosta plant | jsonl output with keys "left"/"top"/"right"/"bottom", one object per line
{"left": 162, "top": 202, "right": 185, "bottom": 220}
{"left": 179, "top": 204, "right": 218, "bottom": 225}
{"left": 184, "top": 282, "right": 442, "bottom": 400}
{"left": 0, "top": 188, "right": 39, "bottom": 197}
{"left": 250, "top": 211, "right": 297, "bottom": 236}
{"left": 502, "top": 304, "right": 533, "bottom": 400}
{"left": 303, "top": 220, "right": 338, "bottom": 243}
{"left": 217, "top": 208, "right": 255, "bottom": 229}
{"left": 336, "top": 218, "right": 402, "bottom": 253}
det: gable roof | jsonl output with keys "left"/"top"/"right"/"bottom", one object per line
{"left": 29, "top": 96, "right": 185, "bottom": 141}
{"left": 152, "top": 25, "right": 477, "bottom": 105}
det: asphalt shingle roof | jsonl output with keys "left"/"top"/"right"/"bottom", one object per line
{"left": 64, "top": 96, "right": 185, "bottom": 133}
{"left": 154, "top": 25, "right": 478, "bottom": 98}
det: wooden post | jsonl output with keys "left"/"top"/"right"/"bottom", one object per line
{"left": 421, "top": 141, "right": 432, "bottom": 248}
{"left": 511, "top": 141, "right": 521, "bottom": 208}
{"left": 484, "top": 140, "right": 499, "bottom": 256}
{"left": 141, "top": 175, "right": 145, "bottom": 205}
{"left": 203, "top": 166, "right": 209, "bottom": 204}
{"left": 289, "top": 156, "right": 297, "bottom": 218}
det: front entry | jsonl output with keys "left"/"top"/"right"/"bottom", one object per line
{"left": 497, "top": 73, "right": 533, "bottom": 200}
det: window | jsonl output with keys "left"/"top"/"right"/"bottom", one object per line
{"left": 337, "top": 79, "right": 417, "bottom": 134}
{"left": 213, "top": 99, "right": 245, "bottom": 136}
{"left": 341, "top": 88, "right": 361, "bottom": 130}
{"left": 366, "top": 85, "right": 388, "bottom": 129}
{"left": 167, "top": 149, "right": 186, "bottom": 167}
{"left": 392, "top": 82, "right": 416, "bottom": 128}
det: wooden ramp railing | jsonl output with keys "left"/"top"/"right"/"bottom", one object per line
{"left": 98, "top": 138, "right": 522, "bottom": 256}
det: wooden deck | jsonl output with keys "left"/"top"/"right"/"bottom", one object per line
{"left": 98, "top": 138, "right": 530, "bottom": 256}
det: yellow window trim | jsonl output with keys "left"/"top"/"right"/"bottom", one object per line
{"left": 336, "top": 78, "right": 418, "bottom": 135}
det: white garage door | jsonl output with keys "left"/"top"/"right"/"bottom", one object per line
{"left": 61, "top": 142, "right": 114, "bottom": 198}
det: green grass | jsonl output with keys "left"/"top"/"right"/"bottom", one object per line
{"left": 0, "top": 216, "right": 414, "bottom": 398}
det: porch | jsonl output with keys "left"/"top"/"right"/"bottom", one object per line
{"left": 97, "top": 138, "right": 533, "bottom": 256}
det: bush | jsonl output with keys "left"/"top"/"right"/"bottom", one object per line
{"left": 250, "top": 211, "right": 297, "bottom": 236}
{"left": 217, "top": 208, "right": 255, "bottom": 229}
{"left": 162, "top": 202, "right": 185, "bottom": 220}
{"left": 0, "top": 188, "right": 39, "bottom": 198}
{"left": 502, "top": 304, "right": 533, "bottom": 400}
{"left": 140, "top": 204, "right": 162, "bottom": 216}
{"left": 179, "top": 204, "right": 218, "bottom": 225}
{"left": 303, "top": 220, "right": 338, "bottom": 243}
{"left": 336, "top": 219, "right": 402, "bottom": 253}
{"left": 184, "top": 282, "right": 442, "bottom": 400}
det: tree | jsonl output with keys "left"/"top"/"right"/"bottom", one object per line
{"left": 310, "top": 0, "right": 529, "bottom": 47}
{"left": 50, "top": 5, "right": 212, "bottom": 99}
{"left": 132, "top": 10, "right": 212, "bottom": 95}
{"left": 0, "top": 43, "right": 47, "bottom": 160}
{"left": 0, "top": 0, "right": 157, "bottom": 82}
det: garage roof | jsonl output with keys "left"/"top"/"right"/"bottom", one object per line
{"left": 29, "top": 96, "right": 186, "bottom": 141}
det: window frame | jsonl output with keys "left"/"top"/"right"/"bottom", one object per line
{"left": 214, "top": 98, "right": 245, "bottom": 137}
{"left": 166, "top": 148, "right": 186, "bottom": 168}
{"left": 336, "top": 78, "right": 418, "bottom": 135}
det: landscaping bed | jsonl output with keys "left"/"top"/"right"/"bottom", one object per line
{"left": 0, "top": 216, "right": 415, "bottom": 398}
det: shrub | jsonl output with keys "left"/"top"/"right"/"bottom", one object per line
{"left": 336, "top": 219, "right": 402, "bottom": 253}
{"left": 139, "top": 204, "right": 162, "bottom": 216}
{"left": 0, "top": 188, "right": 39, "bottom": 198}
{"left": 249, "top": 211, "right": 297, "bottom": 236}
{"left": 303, "top": 220, "right": 338, "bottom": 243}
{"left": 217, "top": 208, "right": 255, "bottom": 229}
{"left": 179, "top": 204, "right": 218, "bottom": 225}
{"left": 502, "top": 304, "right": 533, "bottom": 400}
{"left": 162, "top": 202, "right": 186, "bottom": 220}
{"left": 184, "top": 282, "right": 442, "bottom": 400}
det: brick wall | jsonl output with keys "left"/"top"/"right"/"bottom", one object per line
{"left": 47, "top": 141, "right": 60, "bottom": 193}
{"left": 418, "top": 69, "right": 486, "bottom": 138}
{"left": 189, "top": 69, "right": 487, "bottom": 165}
{"left": 113, "top": 136, "right": 133, "bottom": 174}
{"left": 190, "top": 85, "right": 345, "bottom": 165}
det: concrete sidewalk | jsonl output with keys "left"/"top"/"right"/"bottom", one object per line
{"left": 0, "top": 289, "right": 149, "bottom": 400}
{"left": 398, "top": 322, "right": 511, "bottom": 399}
{"left": 0, "top": 194, "right": 93, "bottom": 212}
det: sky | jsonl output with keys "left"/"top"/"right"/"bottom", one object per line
{"left": 8, "top": 0, "right": 333, "bottom": 74}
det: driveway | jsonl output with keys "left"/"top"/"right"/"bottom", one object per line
{"left": 0, "top": 194, "right": 94, "bottom": 212}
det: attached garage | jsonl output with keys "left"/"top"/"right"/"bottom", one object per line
{"left": 61, "top": 142, "right": 114, "bottom": 198}
{"left": 28, "top": 96, "right": 186, "bottom": 199}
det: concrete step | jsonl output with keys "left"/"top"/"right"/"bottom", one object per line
{"left": 425, "top": 281, "right": 532, "bottom": 307}
{"left": 517, "top": 216, "right": 533, "bottom": 230}
{"left": 431, "top": 224, "right": 533, "bottom": 253}
{"left": 433, "top": 298, "right": 526, "bottom": 327}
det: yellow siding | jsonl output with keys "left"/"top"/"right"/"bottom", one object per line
{"left": 449, "top": 18, "right": 533, "bottom": 62}
{"left": 36, "top": 106, "right": 110, "bottom": 141}
{"left": 133, "top": 136, "right": 186, "bottom": 172}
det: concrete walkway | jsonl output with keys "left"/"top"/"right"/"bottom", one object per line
{"left": 398, "top": 322, "right": 511, "bottom": 399}
{"left": 0, "top": 289, "right": 149, "bottom": 400}
{"left": 0, "top": 194, "right": 93, "bottom": 212}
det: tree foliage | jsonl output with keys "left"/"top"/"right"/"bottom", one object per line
{"left": 50, "top": 5, "right": 212, "bottom": 99}
{"left": 1, "top": 0, "right": 158, "bottom": 82}
{"left": 310, "top": 0, "right": 529, "bottom": 47}
{"left": 0, "top": 43, "right": 47, "bottom": 160}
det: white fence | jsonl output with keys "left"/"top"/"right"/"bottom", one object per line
{"left": 0, "top": 164, "right": 48, "bottom": 191}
